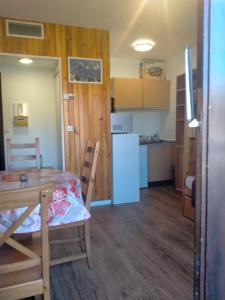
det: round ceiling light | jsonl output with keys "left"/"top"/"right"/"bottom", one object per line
{"left": 18, "top": 58, "right": 33, "bottom": 65}
{"left": 132, "top": 39, "right": 155, "bottom": 52}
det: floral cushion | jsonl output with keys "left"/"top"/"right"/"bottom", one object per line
{"left": 0, "top": 180, "right": 91, "bottom": 234}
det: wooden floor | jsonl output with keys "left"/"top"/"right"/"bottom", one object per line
{"left": 50, "top": 186, "right": 195, "bottom": 300}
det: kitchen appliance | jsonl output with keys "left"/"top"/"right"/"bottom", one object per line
{"left": 139, "top": 60, "right": 165, "bottom": 79}
{"left": 111, "top": 113, "right": 133, "bottom": 134}
{"left": 112, "top": 133, "right": 140, "bottom": 204}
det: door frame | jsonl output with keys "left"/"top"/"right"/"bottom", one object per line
{"left": 0, "top": 52, "right": 65, "bottom": 170}
{"left": 196, "top": 0, "right": 225, "bottom": 298}
{"left": 0, "top": 72, "right": 5, "bottom": 170}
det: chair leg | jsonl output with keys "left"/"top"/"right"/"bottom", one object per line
{"left": 84, "top": 221, "right": 92, "bottom": 268}
{"left": 43, "top": 289, "right": 50, "bottom": 300}
{"left": 35, "top": 290, "right": 50, "bottom": 300}
{"left": 77, "top": 225, "right": 86, "bottom": 252}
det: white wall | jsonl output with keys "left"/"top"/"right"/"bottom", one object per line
{"left": 0, "top": 65, "right": 62, "bottom": 169}
{"left": 110, "top": 57, "right": 167, "bottom": 138}
{"left": 163, "top": 48, "right": 197, "bottom": 139}
{"left": 110, "top": 58, "right": 140, "bottom": 78}
{"left": 130, "top": 110, "right": 167, "bottom": 137}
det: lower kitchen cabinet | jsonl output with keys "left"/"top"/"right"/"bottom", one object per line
{"left": 139, "top": 144, "right": 148, "bottom": 188}
{"left": 148, "top": 143, "right": 175, "bottom": 183}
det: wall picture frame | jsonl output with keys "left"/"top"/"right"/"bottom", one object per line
{"left": 68, "top": 57, "right": 103, "bottom": 84}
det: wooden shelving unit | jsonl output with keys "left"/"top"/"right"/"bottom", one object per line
{"left": 175, "top": 71, "right": 197, "bottom": 193}
{"left": 175, "top": 75, "right": 185, "bottom": 192}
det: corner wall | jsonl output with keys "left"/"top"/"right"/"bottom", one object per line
{"left": 0, "top": 17, "right": 111, "bottom": 200}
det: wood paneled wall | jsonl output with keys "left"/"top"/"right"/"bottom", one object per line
{"left": 0, "top": 17, "right": 111, "bottom": 200}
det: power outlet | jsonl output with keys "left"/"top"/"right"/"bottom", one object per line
{"left": 63, "top": 93, "right": 74, "bottom": 100}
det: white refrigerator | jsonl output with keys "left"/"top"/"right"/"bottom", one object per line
{"left": 112, "top": 133, "right": 140, "bottom": 204}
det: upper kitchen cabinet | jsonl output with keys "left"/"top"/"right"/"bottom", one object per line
{"left": 143, "top": 77, "right": 170, "bottom": 109}
{"left": 111, "top": 77, "right": 142, "bottom": 109}
{"left": 111, "top": 76, "right": 170, "bottom": 110}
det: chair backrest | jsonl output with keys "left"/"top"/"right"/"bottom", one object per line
{"left": 6, "top": 138, "right": 40, "bottom": 170}
{"left": 81, "top": 140, "right": 100, "bottom": 210}
{"left": 0, "top": 183, "right": 52, "bottom": 300}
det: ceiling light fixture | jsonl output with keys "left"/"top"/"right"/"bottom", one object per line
{"left": 132, "top": 39, "right": 155, "bottom": 52}
{"left": 18, "top": 58, "right": 33, "bottom": 65}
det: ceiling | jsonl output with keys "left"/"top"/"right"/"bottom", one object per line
{"left": 0, "top": 0, "right": 197, "bottom": 60}
{"left": 0, "top": 54, "right": 58, "bottom": 70}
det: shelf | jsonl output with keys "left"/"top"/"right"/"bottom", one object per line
{"left": 175, "top": 144, "right": 184, "bottom": 149}
{"left": 175, "top": 70, "right": 197, "bottom": 193}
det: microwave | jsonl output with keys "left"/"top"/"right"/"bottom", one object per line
{"left": 110, "top": 113, "right": 133, "bottom": 133}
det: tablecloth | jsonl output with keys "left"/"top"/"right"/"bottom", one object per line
{"left": 0, "top": 169, "right": 91, "bottom": 234}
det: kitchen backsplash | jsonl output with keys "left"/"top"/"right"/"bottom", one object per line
{"left": 123, "top": 110, "right": 170, "bottom": 138}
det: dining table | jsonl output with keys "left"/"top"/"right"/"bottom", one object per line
{"left": 0, "top": 168, "right": 91, "bottom": 234}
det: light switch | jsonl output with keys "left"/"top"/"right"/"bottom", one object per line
{"left": 66, "top": 125, "right": 75, "bottom": 132}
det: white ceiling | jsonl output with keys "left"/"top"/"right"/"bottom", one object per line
{"left": 0, "top": 54, "right": 58, "bottom": 70}
{"left": 0, "top": 0, "right": 197, "bottom": 60}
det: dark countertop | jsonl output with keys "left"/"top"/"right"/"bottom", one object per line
{"left": 139, "top": 139, "right": 175, "bottom": 145}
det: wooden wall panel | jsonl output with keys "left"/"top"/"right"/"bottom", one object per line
{"left": 0, "top": 17, "right": 111, "bottom": 200}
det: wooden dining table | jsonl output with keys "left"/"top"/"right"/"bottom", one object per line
{"left": 0, "top": 168, "right": 91, "bottom": 234}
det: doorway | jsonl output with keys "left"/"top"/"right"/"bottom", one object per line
{"left": 0, "top": 54, "right": 64, "bottom": 170}
{"left": 0, "top": 73, "right": 5, "bottom": 170}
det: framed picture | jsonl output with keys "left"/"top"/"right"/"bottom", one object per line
{"left": 68, "top": 57, "right": 102, "bottom": 84}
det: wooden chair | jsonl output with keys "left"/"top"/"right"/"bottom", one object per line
{"left": 0, "top": 183, "right": 52, "bottom": 300}
{"left": 6, "top": 138, "right": 40, "bottom": 170}
{"left": 50, "top": 140, "right": 100, "bottom": 268}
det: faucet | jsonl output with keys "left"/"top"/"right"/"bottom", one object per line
{"left": 151, "top": 131, "right": 160, "bottom": 142}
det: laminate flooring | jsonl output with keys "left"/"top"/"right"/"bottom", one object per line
{"left": 50, "top": 186, "right": 194, "bottom": 300}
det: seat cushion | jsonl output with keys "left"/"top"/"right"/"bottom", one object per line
{"left": 0, "top": 180, "right": 91, "bottom": 234}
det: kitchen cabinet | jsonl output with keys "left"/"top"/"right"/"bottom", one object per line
{"left": 139, "top": 144, "right": 148, "bottom": 188}
{"left": 143, "top": 77, "right": 170, "bottom": 109}
{"left": 111, "top": 77, "right": 170, "bottom": 109}
{"left": 111, "top": 77, "right": 142, "bottom": 109}
{"left": 148, "top": 143, "right": 175, "bottom": 183}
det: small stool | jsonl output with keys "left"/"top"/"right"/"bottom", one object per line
{"left": 182, "top": 176, "right": 195, "bottom": 221}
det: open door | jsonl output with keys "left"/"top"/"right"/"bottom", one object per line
{"left": 195, "top": 0, "right": 225, "bottom": 298}
{"left": 0, "top": 73, "right": 5, "bottom": 170}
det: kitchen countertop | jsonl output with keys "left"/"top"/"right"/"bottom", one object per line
{"left": 139, "top": 139, "right": 175, "bottom": 145}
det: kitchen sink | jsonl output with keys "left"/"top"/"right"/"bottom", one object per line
{"left": 139, "top": 136, "right": 162, "bottom": 144}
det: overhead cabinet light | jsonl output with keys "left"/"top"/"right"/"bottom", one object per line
{"left": 132, "top": 39, "right": 155, "bottom": 52}
{"left": 18, "top": 58, "right": 33, "bottom": 65}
